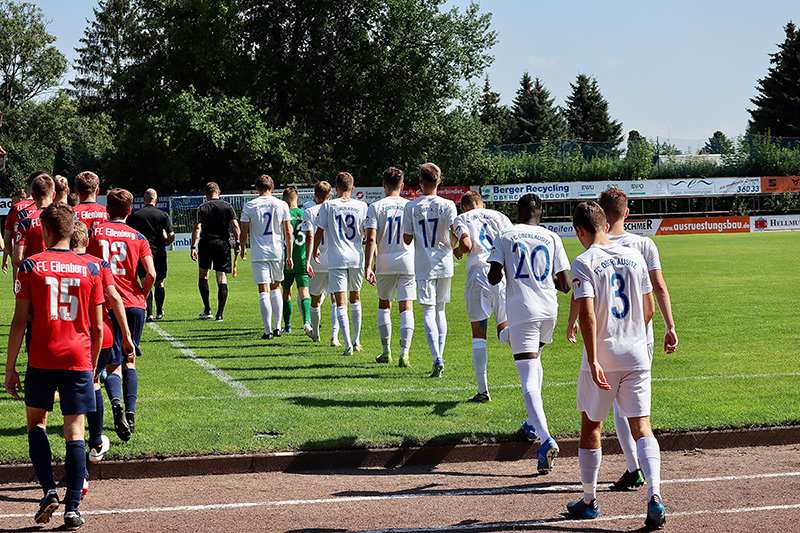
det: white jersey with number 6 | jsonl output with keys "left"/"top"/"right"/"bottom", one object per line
{"left": 570, "top": 243, "right": 653, "bottom": 372}
{"left": 365, "top": 196, "right": 414, "bottom": 275}
{"left": 487, "top": 224, "right": 570, "bottom": 326}
{"left": 316, "top": 198, "right": 368, "bottom": 269}
{"left": 403, "top": 195, "right": 457, "bottom": 280}
{"left": 453, "top": 208, "right": 512, "bottom": 277}
{"left": 240, "top": 195, "right": 290, "bottom": 262}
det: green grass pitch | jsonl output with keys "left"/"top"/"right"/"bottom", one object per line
{"left": 1, "top": 231, "right": 798, "bottom": 462}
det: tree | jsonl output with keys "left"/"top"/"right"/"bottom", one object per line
{"left": 477, "top": 76, "right": 514, "bottom": 144}
{"left": 704, "top": 131, "right": 733, "bottom": 154}
{"left": 0, "top": 1, "right": 67, "bottom": 109}
{"left": 563, "top": 74, "right": 623, "bottom": 144}
{"left": 70, "top": 0, "right": 139, "bottom": 116}
{"left": 748, "top": 22, "right": 800, "bottom": 137}
{"left": 511, "top": 72, "right": 566, "bottom": 143}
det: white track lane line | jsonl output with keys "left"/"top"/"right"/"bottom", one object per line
{"left": 2, "top": 471, "right": 798, "bottom": 521}
{"left": 147, "top": 322, "right": 253, "bottom": 398}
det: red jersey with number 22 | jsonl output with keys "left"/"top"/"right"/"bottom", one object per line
{"left": 87, "top": 221, "right": 152, "bottom": 309}
{"left": 16, "top": 249, "right": 104, "bottom": 371}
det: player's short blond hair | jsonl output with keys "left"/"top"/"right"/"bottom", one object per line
{"left": 335, "top": 172, "right": 354, "bottom": 192}
{"left": 460, "top": 191, "right": 483, "bottom": 210}
{"left": 314, "top": 181, "right": 332, "bottom": 201}
{"left": 599, "top": 187, "right": 628, "bottom": 221}
{"left": 31, "top": 174, "right": 55, "bottom": 202}
{"left": 75, "top": 171, "right": 100, "bottom": 196}
{"left": 70, "top": 220, "right": 89, "bottom": 249}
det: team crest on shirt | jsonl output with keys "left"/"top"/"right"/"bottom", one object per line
{"left": 14, "top": 279, "right": 21, "bottom": 294}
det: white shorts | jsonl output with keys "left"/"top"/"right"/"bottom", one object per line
{"left": 329, "top": 268, "right": 364, "bottom": 294}
{"left": 377, "top": 273, "right": 416, "bottom": 302}
{"left": 577, "top": 369, "right": 652, "bottom": 423}
{"left": 252, "top": 261, "right": 284, "bottom": 285}
{"left": 309, "top": 271, "right": 329, "bottom": 297}
{"left": 464, "top": 274, "right": 507, "bottom": 323}
{"left": 416, "top": 277, "right": 451, "bottom": 306}
{"left": 509, "top": 319, "right": 556, "bottom": 355}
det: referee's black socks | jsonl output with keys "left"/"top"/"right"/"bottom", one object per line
{"left": 199, "top": 279, "right": 211, "bottom": 313}
{"left": 217, "top": 283, "right": 228, "bottom": 318}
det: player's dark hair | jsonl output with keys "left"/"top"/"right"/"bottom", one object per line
{"left": 460, "top": 191, "right": 483, "bottom": 210}
{"left": 382, "top": 167, "right": 404, "bottom": 190}
{"left": 106, "top": 188, "right": 133, "bottom": 219}
{"left": 25, "top": 170, "right": 49, "bottom": 187}
{"left": 255, "top": 174, "right": 273, "bottom": 192}
{"left": 573, "top": 201, "right": 607, "bottom": 234}
{"left": 335, "top": 172, "right": 354, "bottom": 192}
{"left": 10, "top": 189, "right": 26, "bottom": 204}
{"left": 41, "top": 203, "right": 75, "bottom": 242}
{"left": 31, "top": 174, "right": 55, "bottom": 202}
{"left": 282, "top": 186, "right": 298, "bottom": 202}
{"left": 419, "top": 163, "right": 441, "bottom": 187}
{"left": 70, "top": 220, "right": 89, "bottom": 249}
{"left": 314, "top": 181, "right": 332, "bottom": 201}
{"left": 205, "top": 182, "right": 220, "bottom": 195}
{"left": 67, "top": 193, "right": 80, "bottom": 207}
{"left": 517, "top": 193, "right": 543, "bottom": 223}
{"left": 598, "top": 187, "right": 628, "bottom": 220}
{"left": 75, "top": 171, "right": 100, "bottom": 196}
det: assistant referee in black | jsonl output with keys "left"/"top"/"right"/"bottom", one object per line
{"left": 128, "top": 188, "right": 175, "bottom": 322}
{"left": 190, "top": 182, "right": 241, "bottom": 321}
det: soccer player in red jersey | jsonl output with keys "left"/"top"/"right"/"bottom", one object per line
{"left": 87, "top": 189, "right": 155, "bottom": 441}
{"left": 5, "top": 203, "right": 104, "bottom": 529}
{"left": 2, "top": 170, "right": 46, "bottom": 274}
{"left": 12, "top": 174, "right": 56, "bottom": 270}
{"left": 73, "top": 171, "right": 109, "bottom": 230}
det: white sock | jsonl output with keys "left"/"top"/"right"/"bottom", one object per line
{"left": 472, "top": 338, "right": 488, "bottom": 394}
{"left": 270, "top": 289, "right": 282, "bottom": 331}
{"left": 377, "top": 308, "right": 392, "bottom": 351}
{"left": 351, "top": 301, "right": 362, "bottom": 346}
{"left": 310, "top": 306, "right": 321, "bottom": 337}
{"left": 614, "top": 402, "right": 639, "bottom": 472}
{"left": 436, "top": 302, "right": 447, "bottom": 358}
{"left": 498, "top": 326, "right": 510, "bottom": 347}
{"left": 259, "top": 292, "right": 271, "bottom": 334}
{"left": 422, "top": 304, "right": 440, "bottom": 363}
{"left": 336, "top": 305, "right": 352, "bottom": 349}
{"left": 579, "top": 447, "right": 602, "bottom": 503}
{"left": 399, "top": 310, "right": 414, "bottom": 355}
{"left": 330, "top": 303, "right": 340, "bottom": 339}
{"left": 637, "top": 436, "right": 662, "bottom": 500}
{"left": 514, "top": 358, "right": 550, "bottom": 442}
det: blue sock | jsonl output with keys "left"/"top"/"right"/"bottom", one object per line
{"left": 86, "top": 388, "right": 104, "bottom": 449}
{"left": 122, "top": 368, "right": 138, "bottom": 413}
{"left": 64, "top": 440, "right": 86, "bottom": 512}
{"left": 28, "top": 427, "right": 55, "bottom": 493}
{"left": 105, "top": 371, "right": 122, "bottom": 401}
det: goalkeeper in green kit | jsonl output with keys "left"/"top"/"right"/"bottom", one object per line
{"left": 281, "top": 187, "right": 312, "bottom": 334}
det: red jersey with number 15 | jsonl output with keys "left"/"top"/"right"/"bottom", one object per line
{"left": 74, "top": 202, "right": 109, "bottom": 229}
{"left": 87, "top": 221, "right": 152, "bottom": 309}
{"left": 15, "top": 249, "right": 104, "bottom": 371}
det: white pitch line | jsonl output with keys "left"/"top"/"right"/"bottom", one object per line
{"left": 2, "top": 471, "right": 799, "bottom": 521}
{"left": 147, "top": 322, "right": 253, "bottom": 398}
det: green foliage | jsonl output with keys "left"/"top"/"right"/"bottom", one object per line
{"left": 511, "top": 73, "right": 566, "bottom": 143}
{"left": 563, "top": 74, "right": 623, "bottom": 149}
{"left": 477, "top": 76, "right": 514, "bottom": 145}
{"left": 704, "top": 131, "right": 734, "bottom": 154}
{"left": 764, "top": 192, "right": 800, "bottom": 214}
{"left": 748, "top": 21, "right": 800, "bottom": 137}
{"left": 0, "top": 0, "right": 67, "bottom": 108}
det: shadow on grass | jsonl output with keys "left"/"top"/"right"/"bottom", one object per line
{"left": 234, "top": 373, "right": 386, "bottom": 382}
{"left": 0, "top": 425, "right": 28, "bottom": 437}
{"left": 287, "top": 397, "right": 459, "bottom": 417}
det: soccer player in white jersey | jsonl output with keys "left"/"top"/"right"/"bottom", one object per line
{"left": 303, "top": 182, "right": 341, "bottom": 345}
{"left": 364, "top": 167, "right": 416, "bottom": 367}
{"left": 566, "top": 201, "right": 665, "bottom": 530}
{"left": 453, "top": 191, "right": 512, "bottom": 402}
{"left": 583, "top": 187, "right": 678, "bottom": 491}
{"left": 313, "top": 172, "right": 368, "bottom": 356}
{"left": 239, "top": 174, "right": 293, "bottom": 340}
{"left": 487, "top": 193, "right": 570, "bottom": 474}
{"left": 403, "top": 163, "right": 457, "bottom": 378}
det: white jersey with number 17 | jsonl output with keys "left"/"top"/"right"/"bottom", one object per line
{"left": 488, "top": 224, "right": 570, "bottom": 326}
{"left": 403, "top": 195, "right": 457, "bottom": 280}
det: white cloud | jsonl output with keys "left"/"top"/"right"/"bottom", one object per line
{"left": 526, "top": 56, "right": 558, "bottom": 68}
{"left": 599, "top": 57, "right": 621, "bottom": 67}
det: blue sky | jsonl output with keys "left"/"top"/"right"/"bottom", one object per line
{"left": 31, "top": 0, "right": 799, "bottom": 152}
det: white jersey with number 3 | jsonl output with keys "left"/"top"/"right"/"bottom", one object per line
{"left": 454, "top": 208, "right": 512, "bottom": 277}
{"left": 316, "top": 198, "right": 368, "bottom": 269}
{"left": 570, "top": 243, "right": 653, "bottom": 372}
{"left": 403, "top": 195, "right": 457, "bottom": 280}
{"left": 240, "top": 195, "right": 290, "bottom": 262}
{"left": 488, "top": 224, "right": 570, "bottom": 326}
{"left": 365, "top": 196, "right": 414, "bottom": 275}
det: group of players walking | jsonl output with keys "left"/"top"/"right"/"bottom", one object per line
{"left": 3, "top": 162, "right": 677, "bottom": 530}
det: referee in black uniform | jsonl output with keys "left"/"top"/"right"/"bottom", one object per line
{"left": 128, "top": 188, "right": 175, "bottom": 321}
{"left": 190, "top": 182, "right": 241, "bottom": 321}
